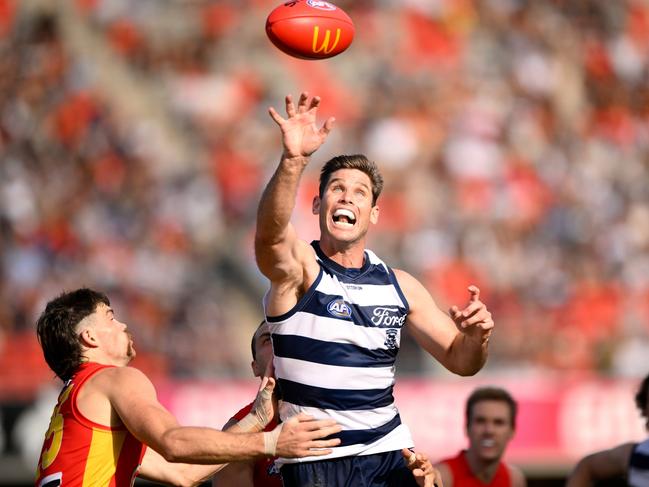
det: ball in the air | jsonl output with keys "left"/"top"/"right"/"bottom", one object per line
{"left": 266, "top": 0, "right": 355, "bottom": 60}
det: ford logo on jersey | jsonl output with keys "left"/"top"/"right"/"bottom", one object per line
{"left": 327, "top": 298, "right": 352, "bottom": 318}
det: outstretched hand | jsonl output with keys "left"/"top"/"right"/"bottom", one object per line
{"left": 268, "top": 92, "right": 335, "bottom": 159}
{"left": 449, "top": 285, "right": 493, "bottom": 344}
{"left": 270, "top": 413, "right": 342, "bottom": 458}
{"left": 402, "top": 448, "right": 443, "bottom": 487}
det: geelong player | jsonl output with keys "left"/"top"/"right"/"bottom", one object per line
{"left": 254, "top": 92, "right": 494, "bottom": 486}
{"left": 34, "top": 288, "right": 341, "bottom": 486}
{"left": 213, "top": 321, "right": 441, "bottom": 487}
{"left": 566, "top": 374, "right": 649, "bottom": 486}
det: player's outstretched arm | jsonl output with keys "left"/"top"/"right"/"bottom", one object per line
{"left": 395, "top": 270, "right": 492, "bottom": 376}
{"left": 565, "top": 443, "right": 634, "bottom": 487}
{"left": 141, "top": 376, "right": 279, "bottom": 486}
{"left": 101, "top": 366, "right": 340, "bottom": 464}
{"left": 256, "top": 93, "right": 334, "bottom": 293}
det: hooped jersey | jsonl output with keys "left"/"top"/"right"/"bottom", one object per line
{"left": 441, "top": 450, "right": 512, "bottom": 487}
{"left": 35, "top": 362, "right": 146, "bottom": 487}
{"left": 266, "top": 241, "right": 414, "bottom": 463}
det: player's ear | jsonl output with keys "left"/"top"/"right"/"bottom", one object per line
{"left": 251, "top": 360, "right": 261, "bottom": 377}
{"left": 312, "top": 195, "right": 321, "bottom": 215}
{"left": 370, "top": 205, "right": 379, "bottom": 224}
{"left": 79, "top": 327, "right": 98, "bottom": 348}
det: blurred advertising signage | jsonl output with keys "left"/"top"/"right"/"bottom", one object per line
{"left": 158, "top": 376, "right": 646, "bottom": 467}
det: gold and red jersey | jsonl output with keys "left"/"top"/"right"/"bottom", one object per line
{"left": 35, "top": 362, "right": 146, "bottom": 487}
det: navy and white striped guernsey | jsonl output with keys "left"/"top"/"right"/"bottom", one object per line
{"left": 629, "top": 438, "right": 649, "bottom": 486}
{"left": 265, "top": 241, "right": 414, "bottom": 463}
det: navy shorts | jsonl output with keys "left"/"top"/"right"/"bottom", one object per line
{"left": 280, "top": 449, "right": 419, "bottom": 487}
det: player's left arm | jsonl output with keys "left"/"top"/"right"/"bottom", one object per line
{"left": 395, "top": 269, "right": 492, "bottom": 376}
{"left": 138, "top": 375, "right": 278, "bottom": 485}
{"left": 138, "top": 447, "right": 224, "bottom": 486}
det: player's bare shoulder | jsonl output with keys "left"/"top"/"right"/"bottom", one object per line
{"left": 88, "top": 366, "right": 155, "bottom": 399}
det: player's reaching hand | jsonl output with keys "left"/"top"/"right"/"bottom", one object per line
{"left": 267, "top": 413, "right": 342, "bottom": 458}
{"left": 449, "top": 286, "right": 493, "bottom": 345}
{"left": 268, "top": 92, "right": 335, "bottom": 159}
{"left": 402, "top": 448, "right": 443, "bottom": 487}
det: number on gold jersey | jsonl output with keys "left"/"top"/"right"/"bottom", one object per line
{"left": 39, "top": 384, "right": 73, "bottom": 471}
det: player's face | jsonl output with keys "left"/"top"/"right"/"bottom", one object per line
{"left": 251, "top": 324, "right": 273, "bottom": 377}
{"left": 314, "top": 169, "right": 379, "bottom": 245}
{"left": 467, "top": 400, "right": 514, "bottom": 463}
{"left": 85, "top": 303, "right": 136, "bottom": 365}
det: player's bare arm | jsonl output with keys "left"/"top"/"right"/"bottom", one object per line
{"left": 566, "top": 443, "right": 634, "bottom": 487}
{"left": 139, "top": 447, "right": 221, "bottom": 487}
{"left": 395, "top": 270, "right": 492, "bottom": 376}
{"left": 210, "top": 415, "right": 254, "bottom": 487}
{"left": 141, "top": 374, "right": 278, "bottom": 485}
{"left": 256, "top": 93, "right": 334, "bottom": 314}
{"left": 95, "top": 366, "right": 341, "bottom": 465}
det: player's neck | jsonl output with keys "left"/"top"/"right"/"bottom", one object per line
{"left": 84, "top": 349, "right": 130, "bottom": 368}
{"left": 318, "top": 237, "right": 366, "bottom": 268}
{"left": 465, "top": 449, "right": 500, "bottom": 483}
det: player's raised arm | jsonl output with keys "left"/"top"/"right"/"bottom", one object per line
{"left": 255, "top": 93, "right": 334, "bottom": 289}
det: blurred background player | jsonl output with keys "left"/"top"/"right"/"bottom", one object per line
{"left": 435, "top": 386, "right": 525, "bottom": 487}
{"left": 566, "top": 373, "right": 649, "bottom": 487}
{"left": 255, "top": 91, "right": 493, "bottom": 487}
{"left": 35, "top": 289, "right": 341, "bottom": 486}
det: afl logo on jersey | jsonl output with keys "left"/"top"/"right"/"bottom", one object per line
{"left": 327, "top": 298, "right": 352, "bottom": 318}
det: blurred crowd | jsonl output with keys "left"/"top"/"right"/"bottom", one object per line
{"left": 1, "top": 0, "right": 649, "bottom": 397}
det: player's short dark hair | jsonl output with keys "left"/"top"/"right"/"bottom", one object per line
{"left": 36, "top": 288, "right": 110, "bottom": 381}
{"left": 466, "top": 386, "right": 518, "bottom": 429}
{"left": 319, "top": 154, "right": 384, "bottom": 205}
{"left": 635, "top": 374, "right": 649, "bottom": 419}
{"left": 250, "top": 320, "right": 267, "bottom": 361}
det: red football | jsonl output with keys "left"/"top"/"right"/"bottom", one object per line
{"left": 266, "top": 1, "right": 355, "bottom": 60}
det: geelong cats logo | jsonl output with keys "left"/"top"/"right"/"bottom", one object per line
{"left": 384, "top": 329, "right": 398, "bottom": 350}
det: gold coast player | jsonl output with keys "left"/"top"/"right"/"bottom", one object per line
{"left": 435, "top": 387, "right": 526, "bottom": 487}
{"left": 254, "top": 92, "right": 494, "bottom": 486}
{"left": 34, "top": 288, "right": 341, "bottom": 486}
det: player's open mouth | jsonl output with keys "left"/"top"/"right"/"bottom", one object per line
{"left": 480, "top": 439, "right": 496, "bottom": 448}
{"left": 332, "top": 208, "right": 356, "bottom": 228}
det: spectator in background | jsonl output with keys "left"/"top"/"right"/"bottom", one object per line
{"left": 566, "top": 374, "right": 649, "bottom": 487}
{"left": 435, "top": 386, "right": 526, "bottom": 487}
{"left": 34, "top": 288, "right": 341, "bottom": 486}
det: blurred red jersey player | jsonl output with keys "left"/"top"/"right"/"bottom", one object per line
{"left": 435, "top": 387, "right": 526, "bottom": 487}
